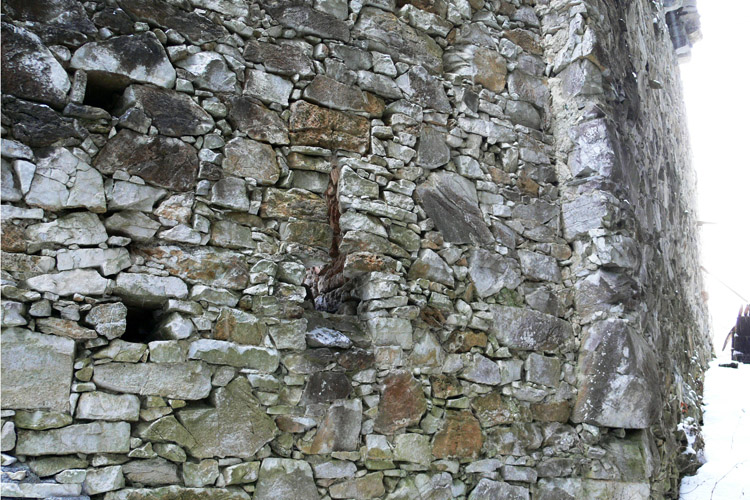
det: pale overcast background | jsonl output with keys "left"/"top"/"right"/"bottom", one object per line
{"left": 680, "top": 1, "right": 750, "bottom": 355}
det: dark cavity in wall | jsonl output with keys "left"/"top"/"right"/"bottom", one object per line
{"left": 120, "top": 306, "right": 161, "bottom": 343}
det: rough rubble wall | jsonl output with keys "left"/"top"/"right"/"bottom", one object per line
{"left": 0, "top": 0, "right": 710, "bottom": 499}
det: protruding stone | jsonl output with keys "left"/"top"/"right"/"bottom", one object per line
{"left": 353, "top": 7, "right": 443, "bottom": 75}
{"left": 85, "top": 465, "right": 126, "bottom": 495}
{"left": 267, "top": 4, "right": 350, "bottom": 42}
{"left": 76, "top": 392, "right": 141, "bottom": 421}
{"left": 86, "top": 302, "right": 128, "bottom": 339}
{"left": 71, "top": 32, "right": 176, "bottom": 89}
{"left": 374, "top": 370, "right": 427, "bottom": 434}
{"left": 119, "top": 85, "right": 214, "bottom": 137}
{"left": 119, "top": 0, "right": 228, "bottom": 44}
{"left": 243, "top": 69, "right": 293, "bottom": 106}
{"left": 188, "top": 339, "right": 279, "bottom": 372}
{"left": 489, "top": 305, "right": 574, "bottom": 352}
{"left": 416, "top": 172, "right": 493, "bottom": 246}
{"left": 572, "top": 320, "right": 661, "bottom": 429}
{"left": 95, "top": 130, "right": 199, "bottom": 191}
{"left": 311, "top": 399, "right": 362, "bottom": 453}
{"left": 224, "top": 96, "right": 289, "bottom": 145}
{"left": 25, "top": 212, "right": 107, "bottom": 250}
{"left": 175, "top": 52, "right": 236, "bottom": 92}
{"left": 114, "top": 273, "right": 188, "bottom": 307}
{"left": 416, "top": 126, "right": 450, "bottom": 170}
{"left": 1, "top": 23, "right": 70, "bottom": 108}
{"left": 24, "top": 269, "right": 109, "bottom": 297}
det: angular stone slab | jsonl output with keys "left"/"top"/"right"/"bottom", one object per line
{"left": 222, "top": 137, "right": 280, "bottom": 185}
{"left": 76, "top": 392, "right": 141, "bottom": 421}
{"left": 119, "top": 0, "right": 228, "bottom": 44}
{"left": 24, "top": 269, "right": 109, "bottom": 297}
{"left": 114, "top": 272, "right": 188, "bottom": 308}
{"left": 16, "top": 421, "right": 130, "bottom": 455}
{"left": 71, "top": 32, "right": 175, "bottom": 88}
{"left": 353, "top": 7, "right": 443, "bottom": 75}
{"left": 1, "top": 328, "right": 74, "bottom": 413}
{"left": 224, "top": 96, "right": 289, "bottom": 145}
{"left": 104, "top": 486, "right": 251, "bottom": 500}
{"left": 95, "top": 130, "right": 199, "bottom": 191}
{"left": 243, "top": 40, "right": 314, "bottom": 78}
{"left": 267, "top": 4, "right": 349, "bottom": 42}
{"left": 1, "top": 22, "right": 70, "bottom": 108}
{"left": 119, "top": 85, "right": 214, "bottom": 137}
{"left": 289, "top": 101, "right": 369, "bottom": 154}
{"left": 572, "top": 320, "right": 661, "bottom": 429}
{"left": 468, "top": 249, "right": 521, "bottom": 298}
{"left": 416, "top": 171, "right": 493, "bottom": 246}
{"left": 374, "top": 370, "right": 427, "bottom": 434}
{"left": 133, "top": 246, "right": 250, "bottom": 290}
{"left": 25, "top": 212, "right": 107, "bottom": 250}
{"left": 178, "top": 378, "right": 277, "bottom": 458}
{"left": 93, "top": 361, "right": 212, "bottom": 400}
{"left": 188, "top": 339, "right": 279, "bottom": 372}
{"left": 489, "top": 305, "right": 574, "bottom": 352}
{"left": 3, "top": 97, "right": 87, "bottom": 147}
{"left": 254, "top": 458, "right": 320, "bottom": 500}
{"left": 303, "top": 75, "right": 384, "bottom": 117}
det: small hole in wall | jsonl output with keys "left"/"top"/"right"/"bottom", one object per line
{"left": 120, "top": 306, "right": 161, "bottom": 344}
{"left": 82, "top": 78, "right": 123, "bottom": 113}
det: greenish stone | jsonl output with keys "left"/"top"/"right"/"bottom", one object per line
{"left": 104, "top": 485, "right": 251, "bottom": 500}
{"left": 187, "top": 339, "right": 280, "bottom": 372}
{"left": 28, "top": 456, "right": 89, "bottom": 477}
{"left": 222, "top": 461, "right": 260, "bottom": 485}
{"left": 393, "top": 434, "right": 432, "bottom": 465}
{"left": 14, "top": 410, "right": 72, "bottom": 430}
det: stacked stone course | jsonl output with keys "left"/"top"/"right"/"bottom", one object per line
{"left": 0, "top": 0, "right": 711, "bottom": 498}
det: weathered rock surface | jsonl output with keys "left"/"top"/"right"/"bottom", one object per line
{"left": 1, "top": 329, "right": 74, "bottom": 412}
{"left": 95, "top": 130, "right": 198, "bottom": 191}
{"left": 572, "top": 320, "right": 661, "bottom": 428}
{"left": 290, "top": 101, "right": 369, "bottom": 154}
{"left": 71, "top": 32, "right": 176, "bottom": 88}
{"left": 222, "top": 137, "right": 280, "bottom": 185}
{"left": 489, "top": 306, "right": 574, "bottom": 352}
{"left": 416, "top": 172, "right": 493, "bottom": 246}
{"left": 374, "top": 371, "right": 427, "bottom": 434}
{"left": 1, "top": 23, "right": 70, "bottom": 108}
{"left": 254, "top": 458, "right": 320, "bottom": 500}
{"left": 119, "top": 85, "right": 214, "bottom": 137}
{"left": 93, "top": 362, "right": 212, "bottom": 400}
{"left": 119, "top": 0, "right": 227, "bottom": 44}
{"left": 16, "top": 421, "right": 130, "bottom": 455}
{"left": 224, "top": 96, "right": 289, "bottom": 144}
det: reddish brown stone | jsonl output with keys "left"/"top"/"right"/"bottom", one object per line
{"left": 260, "top": 188, "right": 328, "bottom": 222}
{"left": 518, "top": 172, "right": 540, "bottom": 197}
{"left": 430, "top": 374, "right": 462, "bottom": 399}
{"left": 134, "top": 246, "right": 250, "bottom": 290}
{"left": 445, "top": 330, "right": 487, "bottom": 353}
{"left": 432, "top": 410, "right": 483, "bottom": 459}
{"left": 531, "top": 401, "right": 571, "bottom": 423}
{"left": 342, "top": 253, "right": 399, "bottom": 279}
{"left": 504, "top": 28, "right": 543, "bottom": 55}
{"left": 275, "top": 415, "right": 315, "bottom": 433}
{"left": 471, "top": 392, "right": 532, "bottom": 427}
{"left": 289, "top": 101, "right": 369, "bottom": 154}
{"left": 374, "top": 370, "right": 427, "bottom": 434}
{"left": 1, "top": 222, "right": 27, "bottom": 253}
{"left": 337, "top": 348, "right": 375, "bottom": 372}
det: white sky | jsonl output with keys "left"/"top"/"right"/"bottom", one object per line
{"left": 680, "top": 1, "right": 750, "bottom": 355}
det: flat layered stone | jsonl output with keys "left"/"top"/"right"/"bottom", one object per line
{"left": 353, "top": 7, "right": 443, "bottom": 75}
{"left": 416, "top": 172, "right": 493, "bottom": 246}
{"left": 24, "top": 269, "right": 109, "bottom": 297}
{"left": 303, "top": 75, "right": 384, "bottom": 116}
{"left": 261, "top": 187, "right": 328, "bottom": 221}
{"left": 0, "top": 483, "right": 82, "bottom": 498}
{"left": 95, "top": 130, "right": 199, "bottom": 191}
{"left": 188, "top": 339, "right": 279, "bottom": 372}
{"left": 119, "top": 0, "right": 227, "bottom": 44}
{"left": 25, "top": 212, "right": 107, "bottom": 250}
{"left": 1, "top": 329, "right": 74, "bottom": 413}
{"left": 254, "top": 458, "right": 320, "bottom": 500}
{"left": 374, "top": 370, "right": 427, "bottom": 434}
{"left": 76, "top": 392, "right": 140, "bottom": 421}
{"left": 469, "top": 478, "right": 529, "bottom": 500}
{"left": 93, "top": 362, "right": 212, "bottom": 400}
{"left": 104, "top": 486, "right": 251, "bottom": 500}
{"left": 178, "top": 378, "right": 277, "bottom": 458}
{"left": 105, "top": 211, "right": 161, "bottom": 241}
{"left": 16, "top": 421, "right": 130, "bottom": 455}
{"left": 329, "top": 472, "right": 385, "bottom": 499}
{"left": 36, "top": 317, "right": 97, "bottom": 339}
{"left": 396, "top": 66, "right": 450, "bottom": 112}
{"left": 222, "top": 137, "right": 280, "bottom": 185}
{"left": 267, "top": 4, "right": 349, "bottom": 42}
{"left": 243, "top": 69, "right": 293, "bottom": 106}
{"left": 57, "top": 247, "right": 131, "bottom": 276}
{"left": 572, "top": 320, "right": 661, "bottom": 429}
{"left": 489, "top": 305, "right": 574, "bottom": 352}
{"left": 133, "top": 246, "right": 250, "bottom": 290}
{"left": 224, "top": 96, "right": 289, "bottom": 145}
{"left": 1, "top": 22, "right": 70, "bottom": 108}
{"left": 85, "top": 465, "right": 126, "bottom": 495}
{"left": 70, "top": 32, "right": 176, "bottom": 88}
{"left": 119, "top": 85, "right": 214, "bottom": 137}
{"left": 289, "top": 101, "right": 369, "bottom": 154}
{"left": 114, "top": 272, "right": 188, "bottom": 307}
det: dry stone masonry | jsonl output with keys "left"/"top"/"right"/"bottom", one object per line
{"left": 0, "top": 0, "right": 711, "bottom": 498}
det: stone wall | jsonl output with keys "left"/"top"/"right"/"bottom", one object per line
{"left": 0, "top": 0, "right": 711, "bottom": 498}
